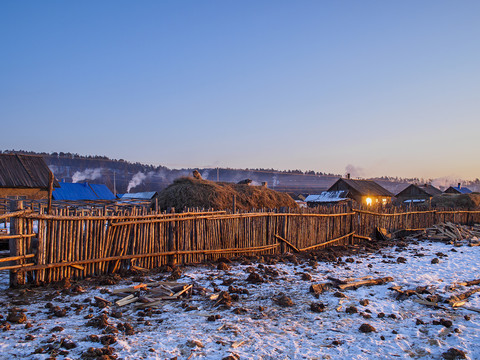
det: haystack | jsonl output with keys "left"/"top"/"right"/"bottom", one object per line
{"left": 158, "top": 177, "right": 298, "bottom": 211}
{"left": 431, "top": 193, "right": 480, "bottom": 209}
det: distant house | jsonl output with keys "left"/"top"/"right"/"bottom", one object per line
{"left": 444, "top": 183, "right": 472, "bottom": 194}
{"left": 53, "top": 181, "right": 115, "bottom": 201}
{"left": 119, "top": 192, "right": 159, "bottom": 201}
{"left": 395, "top": 184, "right": 442, "bottom": 204}
{"left": 0, "top": 153, "right": 59, "bottom": 200}
{"left": 304, "top": 190, "right": 350, "bottom": 207}
{"left": 327, "top": 178, "right": 393, "bottom": 206}
{"left": 118, "top": 192, "right": 160, "bottom": 209}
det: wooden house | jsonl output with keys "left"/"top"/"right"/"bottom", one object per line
{"left": 327, "top": 178, "right": 393, "bottom": 206}
{"left": 395, "top": 184, "right": 442, "bottom": 204}
{"left": 444, "top": 183, "right": 473, "bottom": 194}
{"left": 118, "top": 191, "right": 160, "bottom": 209}
{"left": 0, "top": 153, "right": 58, "bottom": 200}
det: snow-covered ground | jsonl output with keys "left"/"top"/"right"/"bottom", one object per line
{"left": 0, "top": 239, "right": 479, "bottom": 359}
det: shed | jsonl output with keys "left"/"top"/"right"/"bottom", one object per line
{"left": 304, "top": 190, "right": 350, "bottom": 207}
{"left": 327, "top": 178, "right": 393, "bottom": 206}
{"left": 119, "top": 192, "right": 159, "bottom": 201}
{"left": 444, "top": 184, "right": 472, "bottom": 194}
{"left": 53, "top": 181, "right": 115, "bottom": 201}
{"left": 0, "top": 153, "right": 59, "bottom": 200}
{"left": 395, "top": 184, "right": 442, "bottom": 204}
{"left": 118, "top": 191, "right": 159, "bottom": 208}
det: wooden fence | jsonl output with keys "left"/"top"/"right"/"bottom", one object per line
{"left": 2, "top": 201, "right": 480, "bottom": 287}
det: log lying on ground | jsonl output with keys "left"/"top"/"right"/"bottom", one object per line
{"left": 447, "top": 287, "right": 480, "bottom": 304}
{"left": 337, "top": 277, "right": 394, "bottom": 290}
{"left": 310, "top": 276, "right": 393, "bottom": 294}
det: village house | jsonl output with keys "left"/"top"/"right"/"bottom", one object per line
{"left": 118, "top": 191, "right": 159, "bottom": 209}
{"left": 0, "top": 153, "right": 58, "bottom": 200}
{"left": 395, "top": 184, "right": 442, "bottom": 204}
{"left": 444, "top": 183, "right": 473, "bottom": 194}
{"left": 327, "top": 177, "right": 393, "bottom": 206}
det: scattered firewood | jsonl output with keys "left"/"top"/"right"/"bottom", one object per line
{"left": 426, "top": 223, "right": 480, "bottom": 245}
{"left": 112, "top": 283, "right": 147, "bottom": 294}
{"left": 94, "top": 296, "right": 112, "bottom": 306}
{"left": 110, "top": 281, "right": 193, "bottom": 309}
{"left": 115, "top": 295, "right": 138, "bottom": 307}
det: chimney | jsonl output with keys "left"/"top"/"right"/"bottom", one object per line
{"left": 458, "top": 183, "right": 461, "bottom": 189}
{"left": 347, "top": 173, "right": 351, "bottom": 179}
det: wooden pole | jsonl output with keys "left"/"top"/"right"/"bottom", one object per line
{"left": 9, "top": 200, "right": 25, "bottom": 287}
{"left": 47, "top": 171, "right": 54, "bottom": 215}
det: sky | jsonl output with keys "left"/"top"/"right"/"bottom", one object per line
{"left": 1, "top": 1, "right": 480, "bottom": 180}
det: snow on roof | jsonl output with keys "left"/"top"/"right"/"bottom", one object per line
{"left": 305, "top": 190, "right": 349, "bottom": 203}
{"left": 120, "top": 192, "right": 158, "bottom": 200}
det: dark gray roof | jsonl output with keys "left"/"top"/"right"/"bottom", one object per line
{"left": 0, "top": 154, "right": 59, "bottom": 189}
{"left": 329, "top": 178, "right": 394, "bottom": 197}
{"left": 419, "top": 184, "right": 442, "bottom": 196}
{"left": 396, "top": 184, "right": 442, "bottom": 197}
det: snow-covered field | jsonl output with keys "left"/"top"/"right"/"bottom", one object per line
{"left": 0, "top": 239, "right": 479, "bottom": 360}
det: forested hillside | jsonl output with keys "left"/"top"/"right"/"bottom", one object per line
{"left": 3, "top": 150, "right": 478, "bottom": 195}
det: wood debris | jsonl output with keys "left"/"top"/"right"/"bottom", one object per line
{"left": 110, "top": 281, "right": 193, "bottom": 308}
{"left": 337, "top": 277, "right": 393, "bottom": 290}
{"left": 425, "top": 223, "right": 480, "bottom": 245}
{"left": 310, "top": 276, "right": 393, "bottom": 294}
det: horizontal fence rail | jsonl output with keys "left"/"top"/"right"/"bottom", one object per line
{"left": 2, "top": 200, "right": 480, "bottom": 286}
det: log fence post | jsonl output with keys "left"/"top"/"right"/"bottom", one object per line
{"left": 9, "top": 200, "right": 25, "bottom": 287}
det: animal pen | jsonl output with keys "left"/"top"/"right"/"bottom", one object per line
{"left": 1, "top": 199, "right": 480, "bottom": 287}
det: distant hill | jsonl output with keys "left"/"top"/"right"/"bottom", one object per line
{"left": 3, "top": 149, "right": 479, "bottom": 197}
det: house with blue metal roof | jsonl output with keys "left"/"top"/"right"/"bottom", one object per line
{"left": 52, "top": 181, "right": 115, "bottom": 201}
{"left": 444, "top": 183, "right": 473, "bottom": 195}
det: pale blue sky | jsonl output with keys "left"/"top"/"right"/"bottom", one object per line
{"left": 2, "top": 1, "right": 480, "bottom": 179}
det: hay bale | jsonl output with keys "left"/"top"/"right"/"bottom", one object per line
{"left": 431, "top": 193, "right": 480, "bottom": 209}
{"left": 157, "top": 177, "right": 298, "bottom": 211}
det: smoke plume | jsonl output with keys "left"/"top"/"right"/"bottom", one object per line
{"left": 345, "top": 164, "right": 365, "bottom": 178}
{"left": 127, "top": 172, "right": 147, "bottom": 193}
{"left": 431, "top": 176, "right": 463, "bottom": 191}
{"left": 72, "top": 168, "right": 102, "bottom": 183}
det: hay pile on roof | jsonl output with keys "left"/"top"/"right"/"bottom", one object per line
{"left": 158, "top": 177, "right": 298, "bottom": 211}
{"left": 431, "top": 193, "right": 480, "bottom": 209}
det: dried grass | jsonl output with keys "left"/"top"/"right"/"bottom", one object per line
{"left": 158, "top": 177, "right": 298, "bottom": 211}
{"left": 431, "top": 193, "right": 480, "bottom": 209}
